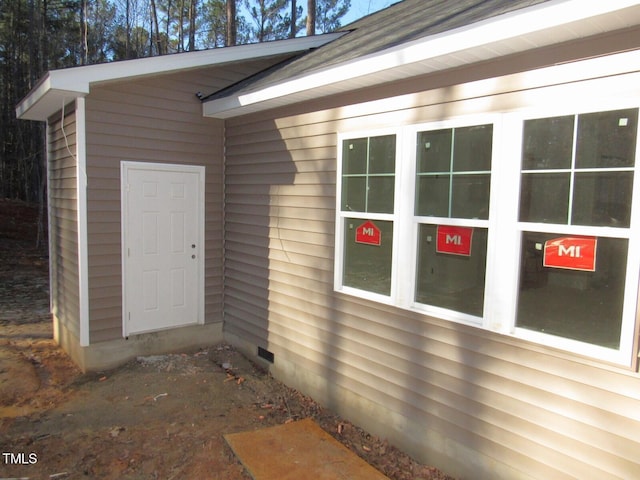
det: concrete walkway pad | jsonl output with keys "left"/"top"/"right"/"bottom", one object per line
{"left": 224, "top": 418, "right": 390, "bottom": 479}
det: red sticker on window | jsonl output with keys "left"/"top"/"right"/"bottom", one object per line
{"left": 543, "top": 236, "right": 597, "bottom": 271}
{"left": 436, "top": 226, "right": 473, "bottom": 256}
{"left": 355, "top": 220, "right": 381, "bottom": 246}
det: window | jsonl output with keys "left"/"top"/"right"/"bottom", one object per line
{"left": 414, "top": 124, "right": 493, "bottom": 317}
{"left": 339, "top": 134, "right": 396, "bottom": 296}
{"left": 516, "top": 108, "right": 638, "bottom": 349}
{"left": 335, "top": 105, "right": 640, "bottom": 365}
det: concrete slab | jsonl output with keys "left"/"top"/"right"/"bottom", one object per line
{"left": 224, "top": 418, "right": 390, "bottom": 480}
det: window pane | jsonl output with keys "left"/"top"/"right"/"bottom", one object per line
{"left": 369, "top": 135, "right": 396, "bottom": 174}
{"left": 368, "top": 176, "right": 395, "bottom": 213}
{"left": 342, "top": 135, "right": 396, "bottom": 213}
{"left": 416, "top": 224, "right": 487, "bottom": 317}
{"left": 522, "top": 116, "right": 574, "bottom": 170}
{"left": 342, "top": 138, "right": 367, "bottom": 174}
{"left": 416, "top": 175, "right": 449, "bottom": 217}
{"left": 573, "top": 171, "right": 634, "bottom": 227}
{"left": 519, "top": 173, "right": 570, "bottom": 223}
{"left": 517, "top": 232, "right": 627, "bottom": 348}
{"left": 453, "top": 124, "right": 493, "bottom": 172}
{"left": 343, "top": 219, "right": 393, "bottom": 295}
{"left": 451, "top": 174, "right": 490, "bottom": 219}
{"left": 576, "top": 109, "right": 638, "bottom": 168}
{"left": 417, "top": 129, "right": 452, "bottom": 172}
{"left": 341, "top": 176, "right": 366, "bottom": 212}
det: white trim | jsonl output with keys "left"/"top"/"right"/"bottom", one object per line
{"left": 498, "top": 101, "right": 640, "bottom": 367}
{"left": 120, "top": 164, "right": 127, "bottom": 337}
{"left": 408, "top": 117, "right": 497, "bottom": 326}
{"left": 204, "top": 0, "right": 640, "bottom": 118}
{"left": 16, "top": 33, "right": 344, "bottom": 121}
{"left": 335, "top": 94, "right": 640, "bottom": 366}
{"left": 45, "top": 120, "right": 53, "bottom": 316}
{"left": 75, "top": 97, "right": 90, "bottom": 347}
{"left": 334, "top": 127, "right": 401, "bottom": 301}
{"left": 121, "top": 161, "right": 206, "bottom": 338}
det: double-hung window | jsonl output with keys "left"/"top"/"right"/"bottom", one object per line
{"left": 338, "top": 133, "right": 397, "bottom": 298}
{"left": 414, "top": 123, "right": 493, "bottom": 319}
{"left": 515, "top": 108, "right": 638, "bottom": 354}
{"left": 335, "top": 103, "right": 640, "bottom": 365}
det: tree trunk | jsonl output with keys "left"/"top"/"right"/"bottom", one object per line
{"left": 290, "top": 0, "right": 297, "bottom": 38}
{"left": 150, "top": 0, "right": 162, "bottom": 54}
{"left": 188, "top": 0, "right": 197, "bottom": 51}
{"left": 166, "top": 0, "right": 173, "bottom": 53}
{"left": 178, "top": 0, "right": 184, "bottom": 52}
{"left": 306, "top": 0, "right": 315, "bottom": 36}
{"left": 126, "top": 0, "right": 131, "bottom": 58}
{"left": 226, "top": 0, "right": 236, "bottom": 46}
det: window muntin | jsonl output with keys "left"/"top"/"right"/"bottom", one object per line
{"left": 414, "top": 123, "right": 493, "bottom": 318}
{"left": 336, "top": 104, "right": 639, "bottom": 365}
{"left": 516, "top": 108, "right": 638, "bottom": 351}
{"left": 416, "top": 125, "right": 492, "bottom": 219}
{"left": 341, "top": 135, "right": 396, "bottom": 214}
{"left": 339, "top": 134, "right": 396, "bottom": 297}
{"left": 519, "top": 109, "right": 637, "bottom": 227}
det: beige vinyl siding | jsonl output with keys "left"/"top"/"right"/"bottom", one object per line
{"left": 84, "top": 60, "right": 278, "bottom": 343}
{"left": 223, "top": 45, "right": 640, "bottom": 479}
{"left": 47, "top": 105, "right": 80, "bottom": 340}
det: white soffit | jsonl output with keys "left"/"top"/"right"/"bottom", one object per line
{"left": 16, "top": 32, "right": 344, "bottom": 121}
{"left": 203, "top": 0, "right": 640, "bottom": 119}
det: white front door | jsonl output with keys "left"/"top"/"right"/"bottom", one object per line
{"left": 121, "top": 162, "right": 205, "bottom": 336}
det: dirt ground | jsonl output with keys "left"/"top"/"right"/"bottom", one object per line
{"left": 0, "top": 199, "right": 454, "bottom": 480}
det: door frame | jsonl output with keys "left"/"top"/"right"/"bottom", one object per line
{"left": 120, "top": 161, "right": 206, "bottom": 337}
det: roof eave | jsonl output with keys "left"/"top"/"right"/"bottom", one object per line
{"left": 16, "top": 32, "right": 346, "bottom": 121}
{"left": 203, "top": 0, "right": 640, "bottom": 119}
{"left": 16, "top": 72, "right": 89, "bottom": 121}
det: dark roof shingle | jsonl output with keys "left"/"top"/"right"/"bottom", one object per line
{"left": 205, "top": 0, "right": 551, "bottom": 101}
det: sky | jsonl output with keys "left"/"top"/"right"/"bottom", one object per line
{"left": 341, "top": 0, "right": 395, "bottom": 25}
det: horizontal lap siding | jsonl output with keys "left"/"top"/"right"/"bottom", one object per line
{"left": 47, "top": 107, "right": 80, "bottom": 339}
{"left": 84, "top": 64, "right": 269, "bottom": 343}
{"left": 223, "top": 66, "right": 640, "bottom": 478}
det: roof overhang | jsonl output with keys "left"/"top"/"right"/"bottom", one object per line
{"left": 203, "top": 0, "right": 640, "bottom": 119}
{"left": 16, "top": 32, "right": 344, "bottom": 121}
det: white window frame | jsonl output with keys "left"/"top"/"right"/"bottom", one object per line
{"left": 403, "top": 116, "right": 502, "bottom": 327}
{"left": 335, "top": 101, "right": 640, "bottom": 367}
{"left": 335, "top": 127, "right": 404, "bottom": 306}
{"left": 504, "top": 102, "right": 640, "bottom": 365}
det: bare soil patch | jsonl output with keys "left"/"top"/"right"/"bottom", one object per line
{"left": 0, "top": 199, "right": 454, "bottom": 480}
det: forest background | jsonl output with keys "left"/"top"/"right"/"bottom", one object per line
{"left": 0, "top": 0, "right": 357, "bottom": 221}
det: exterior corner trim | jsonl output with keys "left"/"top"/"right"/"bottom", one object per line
{"left": 75, "top": 97, "right": 90, "bottom": 347}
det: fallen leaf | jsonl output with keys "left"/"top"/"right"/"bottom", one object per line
{"left": 109, "top": 426, "right": 125, "bottom": 438}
